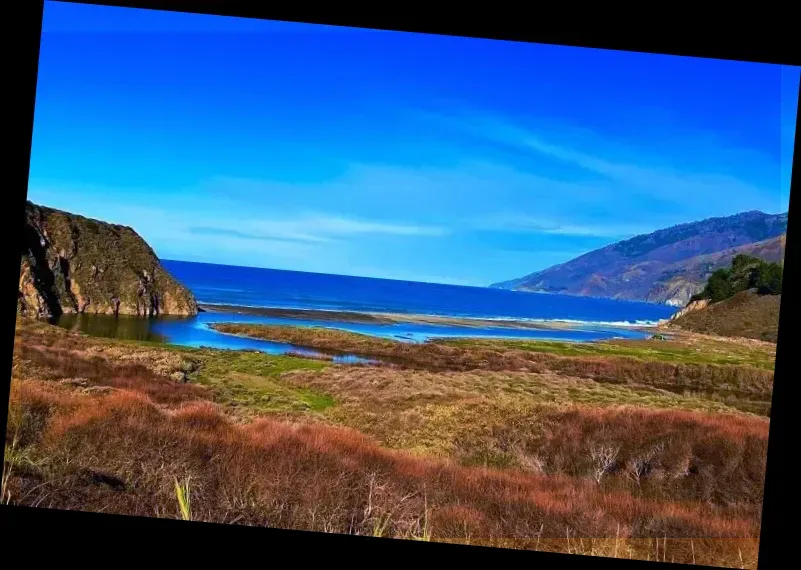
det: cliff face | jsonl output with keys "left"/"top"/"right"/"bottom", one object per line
{"left": 491, "top": 211, "right": 787, "bottom": 306}
{"left": 18, "top": 201, "right": 198, "bottom": 319}
{"left": 667, "top": 299, "right": 710, "bottom": 321}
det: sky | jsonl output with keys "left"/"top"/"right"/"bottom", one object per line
{"left": 27, "top": 1, "right": 800, "bottom": 287}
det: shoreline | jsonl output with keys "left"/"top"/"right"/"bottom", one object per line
{"left": 198, "top": 303, "right": 663, "bottom": 332}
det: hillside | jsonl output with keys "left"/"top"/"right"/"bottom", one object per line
{"left": 18, "top": 201, "right": 198, "bottom": 318}
{"left": 665, "top": 290, "right": 782, "bottom": 342}
{"left": 491, "top": 211, "right": 787, "bottom": 306}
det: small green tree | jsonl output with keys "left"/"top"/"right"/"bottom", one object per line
{"left": 704, "top": 268, "right": 733, "bottom": 303}
{"left": 755, "top": 262, "right": 783, "bottom": 295}
{"left": 689, "top": 291, "right": 708, "bottom": 303}
{"left": 692, "top": 255, "right": 782, "bottom": 305}
{"left": 729, "top": 254, "right": 763, "bottom": 290}
{"left": 730, "top": 254, "right": 755, "bottom": 273}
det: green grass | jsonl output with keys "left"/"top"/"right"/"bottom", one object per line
{"left": 186, "top": 349, "right": 334, "bottom": 413}
{"left": 63, "top": 327, "right": 337, "bottom": 414}
{"left": 85, "top": 332, "right": 336, "bottom": 413}
{"left": 461, "top": 448, "right": 518, "bottom": 469}
{"left": 438, "top": 337, "right": 775, "bottom": 370}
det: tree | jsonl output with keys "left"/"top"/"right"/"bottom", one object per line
{"left": 731, "top": 253, "right": 758, "bottom": 273}
{"left": 704, "top": 268, "right": 733, "bottom": 303}
{"left": 694, "top": 255, "right": 783, "bottom": 305}
{"left": 729, "top": 254, "right": 763, "bottom": 290}
{"left": 755, "top": 262, "right": 783, "bottom": 295}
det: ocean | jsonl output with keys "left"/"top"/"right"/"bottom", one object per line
{"left": 163, "top": 260, "right": 675, "bottom": 324}
{"left": 53, "top": 259, "right": 678, "bottom": 358}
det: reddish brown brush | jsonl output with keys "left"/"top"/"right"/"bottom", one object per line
{"left": 7, "top": 381, "right": 759, "bottom": 547}
{"left": 499, "top": 406, "right": 770, "bottom": 507}
{"left": 13, "top": 344, "right": 206, "bottom": 405}
{"left": 5, "top": 319, "right": 768, "bottom": 567}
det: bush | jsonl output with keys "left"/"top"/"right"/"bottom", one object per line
{"left": 704, "top": 269, "right": 733, "bottom": 303}
{"left": 695, "top": 256, "right": 782, "bottom": 304}
{"left": 755, "top": 262, "right": 782, "bottom": 295}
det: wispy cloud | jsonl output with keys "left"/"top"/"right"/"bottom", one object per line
{"left": 202, "top": 162, "right": 637, "bottom": 229}
{"left": 163, "top": 232, "right": 319, "bottom": 262}
{"left": 188, "top": 225, "right": 333, "bottom": 244}
{"left": 476, "top": 213, "right": 653, "bottom": 239}
{"left": 422, "top": 108, "right": 782, "bottom": 214}
{"left": 188, "top": 226, "right": 330, "bottom": 244}
{"left": 292, "top": 215, "right": 449, "bottom": 237}
{"left": 191, "top": 215, "right": 449, "bottom": 244}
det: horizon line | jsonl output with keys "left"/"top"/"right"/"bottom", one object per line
{"left": 160, "top": 257, "right": 491, "bottom": 290}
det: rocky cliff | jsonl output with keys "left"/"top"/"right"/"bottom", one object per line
{"left": 18, "top": 201, "right": 198, "bottom": 319}
{"left": 667, "top": 299, "right": 711, "bottom": 321}
{"left": 491, "top": 211, "right": 787, "bottom": 306}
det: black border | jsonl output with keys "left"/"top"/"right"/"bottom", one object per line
{"left": 2, "top": 2, "right": 798, "bottom": 569}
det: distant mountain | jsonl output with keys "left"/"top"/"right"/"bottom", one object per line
{"left": 491, "top": 211, "right": 788, "bottom": 306}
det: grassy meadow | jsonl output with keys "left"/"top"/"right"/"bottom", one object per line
{"left": 4, "top": 316, "right": 774, "bottom": 567}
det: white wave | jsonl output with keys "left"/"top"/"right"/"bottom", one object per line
{"left": 402, "top": 314, "right": 664, "bottom": 328}
{"left": 197, "top": 301, "right": 664, "bottom": 328}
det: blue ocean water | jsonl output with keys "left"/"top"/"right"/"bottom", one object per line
{"left": 53, "top": 260, "right": 679, "bottom": 358}
{"left": 162, "top": 260, "right": 676, "bottom": 325}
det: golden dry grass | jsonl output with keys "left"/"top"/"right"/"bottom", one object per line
{"left": 4, "top": 318, "right": 770, "bottom": 568}
{"left": 6, "top": 380, "right": 761, "bottom": 564}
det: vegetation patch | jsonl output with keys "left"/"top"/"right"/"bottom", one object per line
{"left": 690, "top": 253, "right": 783, "bottom": 303}
{"left": 211, "top": 324, "right": 774, "bottom": 400}
{"left": 439, "top": 336, "right": 776, "bottom": 370}
{"left": 6, "top": 317, "right": 770, "bottom": 567}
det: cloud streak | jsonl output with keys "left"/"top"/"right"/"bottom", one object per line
{"left": 188, "top": 214, "right": 449, "bottom": 246}
{"left": 476, "top": 214, "right": 654, "bottom": 239}
{"left": 189, "top": 226, "right": 325, "bottom": 244}
{"left": 424, "top": 109, "right": 781, "bottom": 214}
{"left": 294, "top": 215, "right": 449, "bottom": 237}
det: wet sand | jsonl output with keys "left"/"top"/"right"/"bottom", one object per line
{"left": 198, "top": 303, "right": 602, "bottom": 331}
{"left": 200, "top": 304, "right": 393, "bottom": 324}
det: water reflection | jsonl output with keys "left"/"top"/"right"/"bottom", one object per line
{"left": 53, "top": 313, "right": 170, "bottom": 343}
{"left": 51, "top": 309, "right": 652, "bottom": 365}
{"left": 51, "top": 312, "right": 377, "bottom": 364}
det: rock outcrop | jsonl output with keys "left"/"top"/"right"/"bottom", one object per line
{"left": 18, "top": 201, "right": 198, "bottom": 319}
{"left": 491, "top": 211, "right": 787, "bottom": 305}
{"left": 668, "top": 299, "right": 710, "bottom": 321}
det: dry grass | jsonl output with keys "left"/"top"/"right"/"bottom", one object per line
{"left": 446, "top": 333, "right": 777, "bottom": 370}
{"left": 4, "top": 318, "right": 769, "bottom": 567}
{"left": 5, "top": 380, "right": 760, "bottom": 567}
{"left": 280, "top": 366, "right": 769, "bottom": 507}
{"left": 212, "top": 323, "right": 774, "bottom": 401}
{"left": 11, "top": 319, "right": 331, "bottom": 416}
{"left": 668, "top": 291, "right": 782, "bottom": 342}
{"left": 12, "top": 343, "right": 208, "bottom": 406}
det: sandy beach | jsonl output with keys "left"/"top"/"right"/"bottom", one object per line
{"left": 198, "top": 303, "right": 656, "bottom": 332}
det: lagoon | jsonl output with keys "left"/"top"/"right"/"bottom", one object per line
{"left": 52, "top": 259, "right": 677, "bottom": 359}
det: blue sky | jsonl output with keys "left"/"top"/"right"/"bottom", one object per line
{"left": 27, "top": 1, "right": 799, "bottom": 286}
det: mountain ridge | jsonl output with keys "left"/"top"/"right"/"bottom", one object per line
{"left": 491, "top": 211, "right": 788, "bottom": 306}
